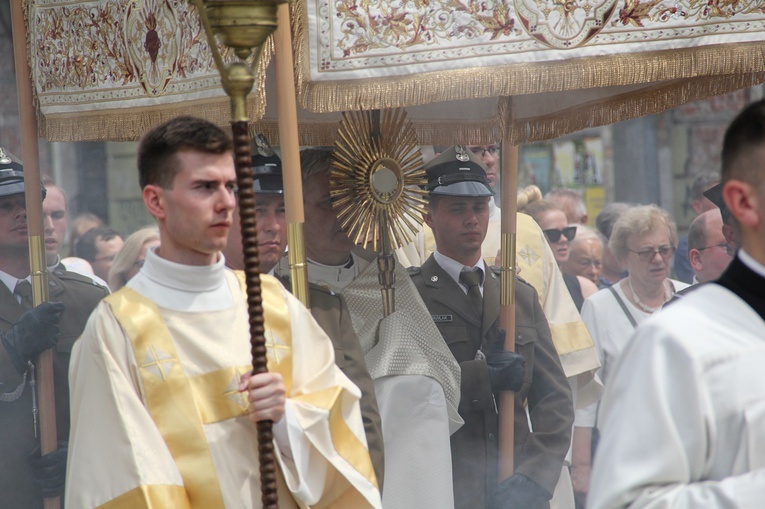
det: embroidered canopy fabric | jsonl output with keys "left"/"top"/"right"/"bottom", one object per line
{"left": 28, "top": 0, "right": 765, "bottom": 142}
{"left": 28, "top": 0, "right": 271, "bottom": 141}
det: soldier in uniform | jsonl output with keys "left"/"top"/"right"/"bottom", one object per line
{"left": 410, "top": 146, "right": 574, "bottom": 509}
{"left": 222, "top": 144, "right": 384, "bottom": 486}
{"left": 0, "top": 149, "right": 109, "bottom": 507}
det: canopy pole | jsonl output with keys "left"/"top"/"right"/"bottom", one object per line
{"left": 498, "top": 142, "right": 519, "bottom": 481}
{"left": 10, "top": 1, "right": 58, "bottom": 508}
{"left": 274, "top": 2, "right": 309, "bottom": 307}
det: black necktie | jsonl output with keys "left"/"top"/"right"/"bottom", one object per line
{"left": 459, "top": 268, "right": 483, "bottom": 317}
{"left": 14, "top": 279, "right": 33, "bottom": 311}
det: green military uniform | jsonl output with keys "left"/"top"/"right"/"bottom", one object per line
{"left": 411, "top": 261, "right": 573, "bottom": 509}
{"left": 410, "top": 145, "right": 573, "bottom": 509}
{"left": 275, "top": 274, "right": 385, "bottom": 487}
{"left": 0, "top": 268, "right": 109, "bottom": 508}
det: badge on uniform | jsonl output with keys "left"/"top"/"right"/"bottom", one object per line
{"left": 432, "top": 314, "right": 453, "bottom": 322}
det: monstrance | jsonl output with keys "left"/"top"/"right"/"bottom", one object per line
{"left": 331, "top": 109, "right": 427, "bottom": 317}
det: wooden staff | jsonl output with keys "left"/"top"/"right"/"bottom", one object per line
{"left": 191, "top": 1, "right": 280, "bottom": 505}
{"left": 498, "top": 142, "right": 519, "bottom": 480}
{"left": 232, "top": 120, "right": 278, "bottom": 509}
{"left": 274, "top": 2, "right": 309, "bottom": 308}
{"left": 10, "top": 2, "right": 58, "bottom": 508}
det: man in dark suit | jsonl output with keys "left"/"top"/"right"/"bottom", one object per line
{"left": 222, "top": 144, "right": 385, "bottom": 487}
{"left": 410, "top": 146, "right": 574, "bottom": 509}
{"left": 0, "top": 149, "right": 109, "bottom": 508}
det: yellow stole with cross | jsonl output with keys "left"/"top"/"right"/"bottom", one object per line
{"left": 104, "top": 274, "right": 292, "bottom": 508}
{"left": 105, "top": 272, "right": 378, "bottom": 507}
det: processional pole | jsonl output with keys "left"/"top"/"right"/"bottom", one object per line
{"left": 498, "top": 141, "right": 519, "bottom": 480}
{"left": 273, "top": 1, "right": 309, "bottom": 307}
{"left": 10, "top": 1, "right": 58, "bottom": 508}
{"left": 192, "top": 1, "right": 282, "bottom": 507}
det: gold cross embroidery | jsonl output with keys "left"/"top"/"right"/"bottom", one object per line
{"left": 222, "top": 371, "right": 249, "bottom": 410}
{"left": 518, "top": 245, "right": 541, "bottom": 266}
{"left": 264, "top": 330, "right": 290, "bottom": 366}
{"left": 140, "top": 345, "right": 176, "bottom": 381}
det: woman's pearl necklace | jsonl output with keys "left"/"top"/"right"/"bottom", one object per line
{"left": 628, "top": 277, "right": 671, "bottom": 313}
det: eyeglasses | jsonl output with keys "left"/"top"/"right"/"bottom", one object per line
{"left": 696, "top": 242, "right": 729, "bottom": 252}
{"left": 628, "top": 246, "right": 675, "bottom": 262}
{"left": 469, "top": 146, "right": 499, "bottom": 158}
{"left": 543, "top": 226, "right": 577, "bottom": 243}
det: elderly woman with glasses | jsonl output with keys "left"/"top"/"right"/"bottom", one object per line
{"left": 107, "top": 226, "right": 160, "bottom": 291}
{"left": 524, "top": 199, "right": 598, "bottom": 310}
{"left": 582, "top": 204, "right": 689, "bottom": 384}
{"left": 573, "top": 205, "right": 688, "bottom": 503}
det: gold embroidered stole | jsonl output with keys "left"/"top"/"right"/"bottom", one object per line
{"left": 232, "top": 273, "right": 378, "bottom": 489}
{"left": 104, "top": 275, "right": 293, "bottom": 508}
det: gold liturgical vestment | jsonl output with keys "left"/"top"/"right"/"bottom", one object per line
{"left": 66, "top": 251, "right": 380, "bottom": 509}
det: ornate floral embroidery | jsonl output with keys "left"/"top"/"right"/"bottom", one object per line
{"left": 310, "top": 0, "right": 765, "bottom": 79}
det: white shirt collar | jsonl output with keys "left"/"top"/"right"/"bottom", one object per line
{"left": 306, "top": 251, "right": 368, "bottom": 290}
{"left": 0, "top": 270, "right": 30, "bottom": 302}
{"left": 126, "top": 247, "right": 234, "bottom": 312}
{"left": 138, "top": 247, "right": 227, "bottom": 293}
{"left": 433, "top": 250, "right": 486, "bottom": 294}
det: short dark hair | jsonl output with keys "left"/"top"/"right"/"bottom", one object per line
{"left": 299, "top": 147, "right": 335, "bottom": 198}
{"left": 75, "top": 226, "right": 122, "bottom": 263}
{"left": 721, "top": 99, "right": 765, "bottom": 185}
{"left": 687, "top": 212, "right": 709, "bottom": 251}
{"left": 137, "top": 116, "right": 232, "bottom": 189}
{"left": 690, "top": 173, "right": 719, "bottom": 201}
{"left": 595, "top": 202, "right": 632, "bottom": 239}
{"left": 299, "top": 147, "right": 334, "bottom": 181}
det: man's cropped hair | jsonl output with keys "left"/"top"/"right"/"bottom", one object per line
{"left": 138, "top": 116, "right": 233, "bottom": 190}
{"left": 721, "top": 99, "right": 765, "bottom": 185}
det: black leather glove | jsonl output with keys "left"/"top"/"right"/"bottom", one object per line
{"left": 485, "top": 331, "right": 525, "bottom": 393}
{"left": 490, "top": 473, "right": 551, "bottom": 509}
{"left": 28, "top": 440, "right": 68, "bottom": 499}
{"left": 1, "top": 302, "right": 65, "bottom": 375}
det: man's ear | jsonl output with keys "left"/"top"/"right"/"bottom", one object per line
{"left": 723, "top": 180, "right": 759, "bottom": 229}
{"left": 143, "top": 185, "right": 166, "bottom": 221}
{"left": 688, "top": 248, "right": 703, "bottom": 273}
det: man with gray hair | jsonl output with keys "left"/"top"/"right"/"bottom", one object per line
{"left": 594, "top": 202, "right": 631, "bottom": 288}
{"left": 674, "top": 172, "right": 720, "bottom": 284}
{"left": 687, "top": 209, "right": 732, "bottom": 284}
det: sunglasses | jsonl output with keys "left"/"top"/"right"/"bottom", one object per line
{"left": 543, "top": 226, "right": 577, "bottom": 243}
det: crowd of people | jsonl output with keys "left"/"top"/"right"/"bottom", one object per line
{"left": 1, "top": 98, "right": 764, "bottom": 509}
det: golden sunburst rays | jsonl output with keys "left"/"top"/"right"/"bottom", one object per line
{"left": 331, "top": 108, "right": 428, "bottom": 254}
